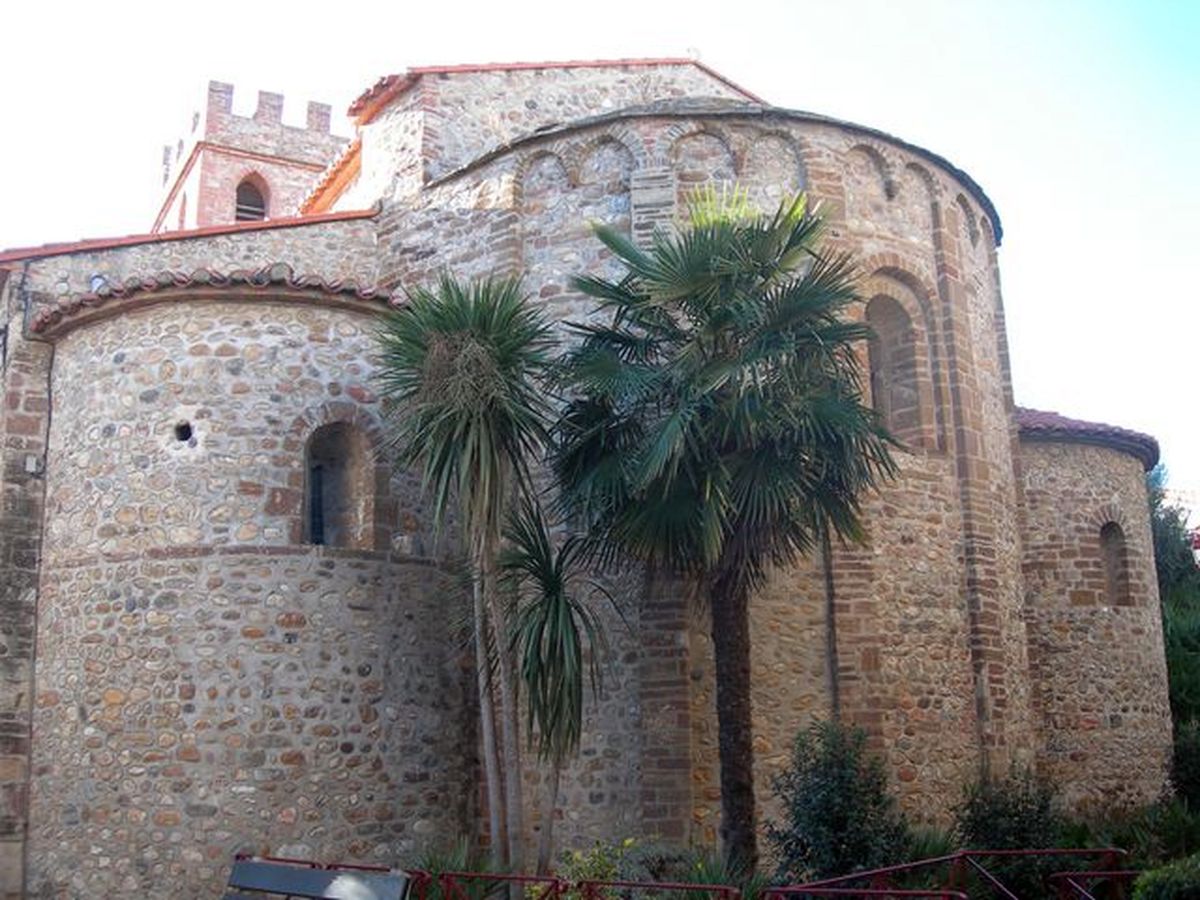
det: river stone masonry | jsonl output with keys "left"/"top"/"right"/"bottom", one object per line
{"left": 0, "top": 59, "right": 1172, "bottom": 898}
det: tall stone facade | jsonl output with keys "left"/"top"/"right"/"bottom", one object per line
{"left": 0, "top": 59, "right": 1172, "bottom": 898}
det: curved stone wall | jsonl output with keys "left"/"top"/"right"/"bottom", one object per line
{"left": 1020, "top": 439, "right": 1172, "bottom": 810}
{"left": 12, "top": 87, "right": 1176, "bottom": 894}
{"left": 27, "top": 301, "right": 473, "bottom": 896}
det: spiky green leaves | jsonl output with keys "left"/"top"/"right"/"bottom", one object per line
{"left": 376, "top": 275, "right": 554, "bottom": 551}
{"left": 554, "top": 192, "right": 897, "bottom": 595}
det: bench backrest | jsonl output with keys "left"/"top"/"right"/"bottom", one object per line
{"left": 224, "top": 858, "right": 409, "bottom": 900}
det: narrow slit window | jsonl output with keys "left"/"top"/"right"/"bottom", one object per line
{"left": 1100, "top": 521, "right": 1132, "bottom": 606}
{"left": 304, "top": 423, "right": 375, "bottom": 549}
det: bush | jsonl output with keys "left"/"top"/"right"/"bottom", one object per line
{"left": 955, "top": 767, "right": 1062, "bottom": 897}
{"left": 552, "top": 839, "right": 638, "bottom": 900}
{"left": 956, "top": 766, "right": 1062, "bottom": 850}
{"left": 1134, "top": 852, "right": 1200, "bottom": 900}
{"left": 1177, "top": 727, "right": 1200, "bottom": 812}
{"left": 767, "top": 720, "right": 910, "bottom": 881}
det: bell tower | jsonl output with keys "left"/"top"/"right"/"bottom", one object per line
{"left": 153, "top": 81, "right": 347, "bottom": 233}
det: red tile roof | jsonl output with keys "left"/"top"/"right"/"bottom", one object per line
{"left": 300, "top": 137, "right": 362, "bottom": 215}
{"left": 347, "top": 58, "right": 763, "bottom": 124}
{"left": 1015, "top": 406, "right": 1159, "bottom": 470}
{"left": 31, "top": 262, "right": 392, "bottom": 337}
{"left": 0, "top": 208, "right": 378, "bottom": 266}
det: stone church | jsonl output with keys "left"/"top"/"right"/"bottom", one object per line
{"left": 0, "top": 59, "right": 1172, "bottom": 897}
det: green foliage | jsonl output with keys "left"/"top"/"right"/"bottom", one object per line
{"left": 955, "top": 767, "right": 1063, "bottom": 898}
{"left": 376, "top": 274, "right": 553, "bottom": 550}
{"left": 1177, "top": 723, "right": 1200, "bottom": 807}
{"left": 551, "top": 838, "right": 638, "bottom": 900}
{"left": 556, "top": 190, "right": 895, "bottom": 866}
{"left": 1148, "top": 465, "right": 1199, "bottom": 597}
{"left": 1134, "top": 852, "right": 1200, "bottom": 900}
{"left": 1058, "top": 798, "right": 1200, "bottom": 872}
{"left": 683, "top": 183, "right": 755, "bottom": 228}
{"left": 416, "top": 839, "right": 507, "bottom": 900}
{"left": 502, "top": 498, "right": 610, "bottom": 764}
{"left": 555, "top": 190, "right": 895, "bottom": 593}
{"left": 766, "top": 720, "right": 910, "bottom": 881}
{"left": 956, "top": 767, "right": 1062, "bottom": 850}
{"left": 553, "top": 839, "right": 765, "bottom": 900}
{"left": 1166, "top": 598, "right": 1200, "bottom": 724}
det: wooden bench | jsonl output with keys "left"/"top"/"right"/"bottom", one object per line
{"left": 223, "top": 855, "right": 410, "bottom": 900}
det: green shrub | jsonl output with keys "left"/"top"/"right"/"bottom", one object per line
{"left": 417, "top": 839, "right": 506, "bottom": 900}
{"left": 955, "top": 767, "right": 1062, "bottom": 897}
{"left": 956, "top": 766, "right": 1062, "bottom": 849}
{"left": 1134, "top": 852, "right": 1200, "bottom": 900}
{"left": 552, "top": 838, "right": 638, "bottom": 900}
{"left": 1057, "top": 798, "right": 1200, "bottom": 872}
{"left": 1165, "top": 594, "right": 1200, "bottom": 725}
{"left": 766, "top": 720, "right": 910, "bottom": 881}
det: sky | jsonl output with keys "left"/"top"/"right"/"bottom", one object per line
{"left": 2, "top": 0, "right": 1197, "bottom": 501}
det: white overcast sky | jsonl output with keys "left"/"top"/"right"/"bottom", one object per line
{"left": 3, "top": 0, "right": 1197, "bottom": 500}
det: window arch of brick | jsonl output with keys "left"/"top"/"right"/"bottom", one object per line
{"left": 865, "top": 294, "right": 926, "bottom": 448}
{"left": 235, "top": 174, "right": 269, "bottom": 222}
{"left": 304, "top": 422, "right": 378, "bottom": 550}
{"left": 1100, "top": 520, "right": 1133, "bottom": 606}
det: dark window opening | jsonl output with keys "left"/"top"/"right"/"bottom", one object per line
{"left": 866, "top": 295, "right": 923, "bottom": 447}
{"left": 305, "top": 423, "right": 374, "bottom": 549}
{"left": 174, "top": 421, "right": 193, "bottom": 442}
{"left": 1101, "top": 521, "right": 1133, "bottom": 606}
{"left": 235, "top": 179, "right": 267, "bottom": 221}
{"left": 308, "top": 463, "right": 326, "bottom": 544}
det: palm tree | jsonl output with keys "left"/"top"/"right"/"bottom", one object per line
{"left": 501, "top": 497, "right": 609, "bottom": 871}
{"left": 376, "top": 274, "right": 553, "bottom": 872}
{"left": 553, "top": 192, "right": 896, "bottom": 868}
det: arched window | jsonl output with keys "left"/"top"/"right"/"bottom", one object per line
{"left": 1100, "top": 521, "right": 1132, "bottom": 606}
{"left": 866, "top": 295, "right": 922, "bottom": 446}
{"left": 235, "top": 178, "right": 267, "bottom": 221}
{"left": 305, "top": 423, "right": 375, "bottom": 549}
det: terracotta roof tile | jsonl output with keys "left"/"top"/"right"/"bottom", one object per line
{"left": 1015, "top": 406, "right": 1159, "bottom": 470}
{"left": 31, "top": 263, "right": 394, "bottom": 337}
{"left": 300, "top": 138, "right": 362, "bottom": 214}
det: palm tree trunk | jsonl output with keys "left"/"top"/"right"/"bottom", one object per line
{"left": 708, "top": 572, "right": 758, "bottom": 870}
{"left": 473, "top": 561, "right": 507, "bottom": 867}
{"left": 484, "top": 543, "right": 526, "bottom": 874}
{"left": 536, "top": 763, "right": 561, "bottom": 873}
{"left": 821, "top": 527, "right": 842, "bottom": 720}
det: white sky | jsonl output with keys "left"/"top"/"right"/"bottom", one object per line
{"left": 2, "top": 0, "right": 1197, "bottom": 500}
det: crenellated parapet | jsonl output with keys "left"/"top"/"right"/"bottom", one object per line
{"left": 154, "top": 81, "right": 348, "bottom": 234}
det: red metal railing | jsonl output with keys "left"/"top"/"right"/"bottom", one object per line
{"left": 577, "top": 878, "right": 740, "bottom": 900}
{"left": 412, "top": 869, "right": 568, "bottom": 900}
{"left": 1047, "top": 870, "right": 1139, "bottom": 900}
{"left": 766, "top": 848, "right": 1129, "bottom": 900}
{"left": 233, "top": 847, "right": 1136, "bottom": 900}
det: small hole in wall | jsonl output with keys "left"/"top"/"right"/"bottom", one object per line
{"left": 174, "top": 422, "right": 193, "bottom": 442}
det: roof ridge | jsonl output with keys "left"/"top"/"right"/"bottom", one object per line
{"left": 347, "top": 57, "right": 763, "bottom": 122}
{"left": 0, "top": 207, "right": 378, "bottom": 266}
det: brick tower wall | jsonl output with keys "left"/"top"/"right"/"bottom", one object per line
{"left": 155, "top": 82, "right": 348, "bottom": 233}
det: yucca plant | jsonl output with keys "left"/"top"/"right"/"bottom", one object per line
{"left": 554, "top": 191, "right": 896, "bottom": 868}
{"left": 502, "top": 497, "right": 611, "bottom": 871}
{"left": 376, "top": 274, "right": 554, "bottom": 871}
